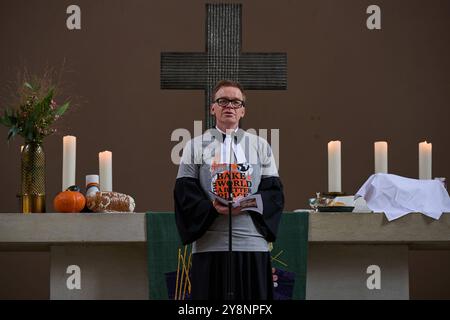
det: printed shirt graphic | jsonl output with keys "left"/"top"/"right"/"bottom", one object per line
{"left": 210, "top": 162, "right": 253, "bottom": 200}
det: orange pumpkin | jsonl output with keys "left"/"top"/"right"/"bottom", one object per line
{"left": 53, "top": 191, "right": 86, "bottom": 213}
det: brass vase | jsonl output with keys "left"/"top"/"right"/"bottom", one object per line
{"left": 21, "top": 142, "right": 46, "bottom": 213}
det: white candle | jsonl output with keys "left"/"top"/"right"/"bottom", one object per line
{"left": 374, "top": 141, "right": 388, "bottom": 174}
{"left": 328, "top": 141, "right": 342, "bottom": 193}
{"left": 99, "top": 151, "right": 113, "bottom": 191}
{"left": 419, "top": 141, "right": 432, "bottom": 179}
{"left": 20, "top": 145, "right": 24, "bottom": 152}
{"left": 62, "top": 136, "right": 76, "bottom": 191}
{"left": 86, "top": 174, "right": 100, "bottom": 197}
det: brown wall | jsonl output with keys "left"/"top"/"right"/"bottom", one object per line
{"left": 1, "top": 0, "right": 449, "bottom": 212}
{"left": 0, "top": 1, "right": 450, "bottom": 299}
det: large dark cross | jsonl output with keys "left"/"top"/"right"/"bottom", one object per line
{"left": 161, "top": 3, "right": 287, "bottom": 129}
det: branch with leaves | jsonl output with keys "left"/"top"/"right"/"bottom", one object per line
{"left": 0, "top": 79, "right": 70, "bottom": 144}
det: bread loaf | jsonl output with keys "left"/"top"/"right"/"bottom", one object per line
{"left": 87, "top": 191, "right": 135, "bottom": 213}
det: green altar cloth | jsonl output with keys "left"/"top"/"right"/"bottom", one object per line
{"left": 146, "top": 211, "right": 309, "bottom": 300}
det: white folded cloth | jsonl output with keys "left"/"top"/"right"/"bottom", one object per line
{"left": 355, "top": 173, "right": 450, "bottom": 221}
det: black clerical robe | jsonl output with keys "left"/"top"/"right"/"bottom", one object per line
{"left": 174, "top": 128, "right": 284, "bottom": 300}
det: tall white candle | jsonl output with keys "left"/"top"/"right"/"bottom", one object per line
{"left": 62, "top": 136, "right": 76, "bottom": 191}
{"left": 328, "top": 140, "right": 342, "bottom": 193}
{"left": 374, "top": 141, "right": 388, "bottom": 174}
{"left": 99, "top": 151, "right": 113, "bottom": 191}
{"left": 419, "top": 141, "right": 432, "bottom": 179}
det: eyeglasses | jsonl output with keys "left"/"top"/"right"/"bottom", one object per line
{"left": 215, "top": 98, "right": 245, "bottom": 109}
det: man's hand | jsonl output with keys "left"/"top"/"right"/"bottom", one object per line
{"left": 213, "top": 200, "right": 242, "bottom": 215}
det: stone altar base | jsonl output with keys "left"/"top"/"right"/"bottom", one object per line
{"left": 307, "top": 244, "right": 409, "bottom": 299}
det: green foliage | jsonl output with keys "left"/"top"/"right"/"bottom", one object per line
{"left": 0, "top": 79, "right": 71, "bottom": 144}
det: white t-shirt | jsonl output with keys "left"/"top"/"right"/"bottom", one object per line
{"left": 177, "top": 128, "right": 279, "bottom": 253}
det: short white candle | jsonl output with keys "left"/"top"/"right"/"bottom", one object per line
{"left": 374, "top": 141, "right": 388, "bottom": 174}
{"left": 419, "top": 141, "right": 432, "bottom": 179}
{"left": 62, "top": 136, "right": 76, "bottom": 191}
{"left": 86, "top": 174, "right": 100, "bottom": 197}
{"left": 99, "top": 151, "right": 113, "bottom": 191}
{"left": 328, "top": 140, "right": 342, "bottom": 193}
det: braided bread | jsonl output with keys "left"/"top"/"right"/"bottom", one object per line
{"left": 87, "top": 191, "right": 135, "bottom": 213}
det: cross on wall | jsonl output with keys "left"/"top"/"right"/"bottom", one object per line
{"left": 161, "top": 3, "right": 287, "bottom": 129}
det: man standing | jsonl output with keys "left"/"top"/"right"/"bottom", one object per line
{"left": 174, "top": 80, "right": 284, "bottom": 300}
